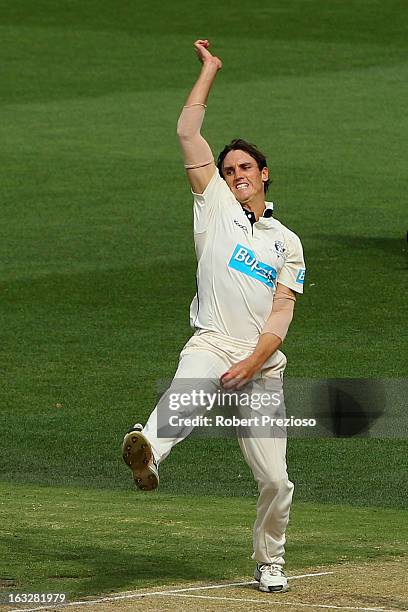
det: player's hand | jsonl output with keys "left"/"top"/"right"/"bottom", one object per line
{"left": 220, "top": 356, "right": 260, "bottom": 390}
{"left": 194, "top": 39, "right": 222, "bottom": 71}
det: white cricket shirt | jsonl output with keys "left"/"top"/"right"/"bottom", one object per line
{"left": 190, "top": 170, "right": 306, "bottom": 342}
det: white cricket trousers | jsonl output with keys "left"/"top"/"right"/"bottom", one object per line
{"left": 143, "top": 330, "right": 294, "bottom": 567}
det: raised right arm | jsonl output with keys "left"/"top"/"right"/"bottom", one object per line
{"left": 176, "top": 40, "right": 222, "bottom": 194}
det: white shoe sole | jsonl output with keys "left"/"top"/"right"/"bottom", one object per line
{"left": 254, "top": 568, "right": 289, "bottom": 593}
{"left": 122, "top": 430, "right": 159, "bottom": 491}
{"left": 258, "top": 583, "right": 289, "bottom": 593}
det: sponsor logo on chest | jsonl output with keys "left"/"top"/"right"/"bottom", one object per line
{"left": 228, "top": 244, "right": 277, "bottom": 288}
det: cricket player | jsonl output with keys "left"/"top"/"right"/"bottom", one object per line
{"left": 122, "top": 40, "right": 306, "bottom": 593}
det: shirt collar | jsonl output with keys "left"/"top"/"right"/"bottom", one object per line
{"left": 242, "top": 201, "right": 274, "bottom": 226}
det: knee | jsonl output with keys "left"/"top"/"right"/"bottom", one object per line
{"left": 258, "top": 475, "right": 294, "bottom": 495}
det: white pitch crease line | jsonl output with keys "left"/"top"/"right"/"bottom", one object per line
{"left": 165, "top": 593, "right": 405, "bottom": 612}
{"left": 7, "top": 571, "right": 334, "bottom": 612}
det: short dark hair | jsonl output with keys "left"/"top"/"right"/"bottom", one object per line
{"left": 216, "top": 138, "right": 270, "bottom": 193}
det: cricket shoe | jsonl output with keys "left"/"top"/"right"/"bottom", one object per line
{"left": 122, "top": 423, "right": 159, "bottom": 491}
{"left": 254, "top": 563, "right": 289, "bottom": 593}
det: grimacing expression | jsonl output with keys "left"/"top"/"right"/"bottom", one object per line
{"left": 221, "top": 149, "right": 269, "bottom": 204}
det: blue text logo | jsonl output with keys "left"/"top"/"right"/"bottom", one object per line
{"left": 228, "top": 244, "right": 277, "bottom": 288}
{"left": 296, "top": 269, "right": 306, "bottom": 284}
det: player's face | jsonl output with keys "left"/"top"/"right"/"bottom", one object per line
{"left": 222, "top": 150, "right": 268, "bottom": 204}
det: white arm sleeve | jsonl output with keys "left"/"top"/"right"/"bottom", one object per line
{"left": 277, "top": 232, "right": 306, "bottom": 294}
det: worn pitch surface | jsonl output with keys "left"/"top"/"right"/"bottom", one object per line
{"left": 7, "top": 560, "right": 408, "bottom": 612}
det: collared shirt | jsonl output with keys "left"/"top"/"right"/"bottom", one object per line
{"left": 190, "top": 171, "right": 306, "bottom": 342}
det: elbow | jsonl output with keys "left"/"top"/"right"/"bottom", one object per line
{"left": 177, "top": 115, "right": 199, "bottom": 142}
{"left": 176, "top": 117, "right": 187, "bottom": 138}
{"left": 176, "top": 124, "right": 193, "bottom": 142}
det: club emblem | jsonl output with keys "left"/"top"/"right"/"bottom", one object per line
{"left": 274, "top": 240, "right": 286, "bottom": 255}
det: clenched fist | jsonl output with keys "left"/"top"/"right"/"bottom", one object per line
{"left": 194, "top": 39, "right": 222, "bottom": 71}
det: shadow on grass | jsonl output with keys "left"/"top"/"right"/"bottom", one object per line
{"left": 3, "top": 532, "right": 221, "bottom": 598}
{"left": 311, "top": 234, "right": 407, "bottom": 260}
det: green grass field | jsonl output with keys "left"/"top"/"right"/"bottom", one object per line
{"left": 0, "top": 0, "right": 407, "bottom": 601}
{"left": 1, "top": 481, "right": 406, "bottom": 599}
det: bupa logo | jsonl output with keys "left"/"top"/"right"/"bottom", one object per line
{"left": 296, "top": 268, "right": 306, "bottom": 284}
{"left": 228, "top": 244, "right": 277, "bottom": 288}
